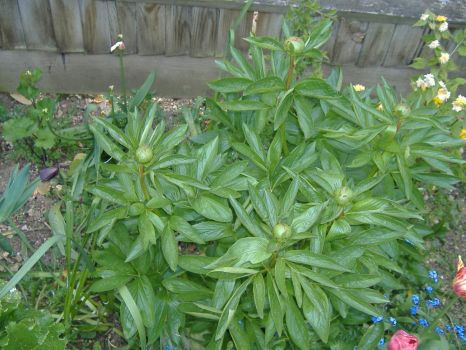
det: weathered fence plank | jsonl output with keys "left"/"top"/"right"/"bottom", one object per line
{"left": 136, "top": 3, "right": 166, "bottom": 55}
{"left": 107, "top": 1, "right": 120, "bottom": 42}
{"left": 332, "top": 18, "right": 367, "bottom": 64}
{"left": 255, "top": 12, "right": 282, "bottom": 37}
{"left": 165, "top": 5, "right": 193, "bottom": 56}
{"left": 18, "top": 0, "right": 56, "bottom": 50}
{"left": 0, "top": 0, "right": 26, "bottom": 49}
{"left": 216, "top": 9, "right": 254, "bottom": 55}
{"left": 80, "top": 0, "right": 112, "bottom": 54}
{"left": 116, "top": 1, "right": 138, "bottom": 53}
{"left": 383, "top": 25, "right": 424, "bottom": 66}
{"left": 49, "top": 0, "right": 85, "bottom": 52}
{"left": 357, "top": 22, "right": 395, "bottom": 66}
{"left": 191, "top": 7, "right": 218, "bottom": 57}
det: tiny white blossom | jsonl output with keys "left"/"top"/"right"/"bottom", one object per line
{"left": 428, "top": 40, "right": 440, "bottom": 49}
{"left": 439, "top": 52, "right": 450, "bottom": 64}
{"left": 439, "top": 81, "right": 446, "bottom": 88}
{"left": 424, "top": 74, "right": 436, "bottom": 87}
{"left": 416, "top": 77, "right": 428, "bottom": 90}
{"left": 452, "top": 103, "right": 463, "bottom": 112}
{"left": 437, "top": 87, "right": 450, "bottom": 102}
{"left": 9, "top": 287, "right": 17, "bottom": 293}
{"left": 420, "top": 13, "right": 429, "bottom": 21}
{"left": 452, "top": 95, "right": 466, "bottom": 112}
{"left": 110, "top": 41, "right": 125, "bottom": 52}
{"left": 439, "top": 22, "right": 448, "bottom": 32}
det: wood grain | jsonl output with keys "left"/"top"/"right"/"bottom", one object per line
{"left": 18, "top": 0, "right": 56, "bottom": 50}
{"left": 191, "top": 6, "right": 218, "bottom": 57}
{"left": 332, "top": 18, "right": 368, "bottom": 64}
{"left": 165, "top": 5, "right": 193, "bottom": 56}
{"left": 383, "top": 24, "right": 424, "bottom": 66}
{"left": 116, "top": 1, "right": 138, "bottom": 53}
{"left": 357, "top": 22, "right": 395, "bottom": 66}
{"left": 80, "top": 0, "right": 112, "bottom": 54}
{"left": 136, "top": 3, "right": 166, "bottom": 55}
{"left": 0, "top": 0, "right": 26, "bottom": 49}
{"left": 49, "top": 0, "right": 84, "bottom": 52}
{"left": 255, "top": 12, "right": 282, "bottom": 38}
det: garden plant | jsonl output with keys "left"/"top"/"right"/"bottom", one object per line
{"left": 0, "top": 3, "right": 465, "bottom": 350}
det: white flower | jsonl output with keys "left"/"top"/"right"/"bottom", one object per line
{"left": 110, "top": 41, "right": 125, "bottom": 52}
{"left": 428, "top": 40, "right": 440, "bottom": 49}
{"left": 439, "top": 22, "right": 448, "bottom": 32}
{"left": 439, "top": 52, "right": 450, "bottom": 64}
{"left": 416, "top": 77, "right": 428, "bottom": 90}
{"left": 453, "top": 103, "right": 463, "bottom": 112}
{"left": 9, "top": 287, "right": 17, "bottom": 293}
{"left": 439, "top": 81, "right": 446, "bottom": 88}
{"left": 420, "top": 13, "right": 429, "bottom": 21}
{"left": 424, "top": 74, "right": 436, "bottom": 87}
{"left": 452, "top": 95, "right": 466, "bottom": 112}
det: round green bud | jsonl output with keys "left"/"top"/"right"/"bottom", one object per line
{"left": 135, "top": 145, "right": 153, "bottom": 164}
{"left": 284, "top": 37, "right": 305, "bottom": 54}
{"left": 394, "top": 103, "right": 411, "bottom": 118}
{"left": 129, "top": 202, "right": 145, "bottom": 216}
{"left": 272, "top": 223, "right": 292, "bottom": 241}
{"left": 335, "top": 186, "right": 353, "bottom": 206}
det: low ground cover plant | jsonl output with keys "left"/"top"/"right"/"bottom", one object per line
{"left": 0, "top": 3, "right": 465, "bottom": 350}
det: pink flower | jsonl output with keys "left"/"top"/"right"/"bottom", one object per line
{"left": 453, "top": 256, "right": 466, "bottom": 298}
{"left": 387, "top": 330, "right": 419, "bottom": 350}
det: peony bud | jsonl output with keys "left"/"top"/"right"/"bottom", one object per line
{"left": 272, "top": 223, "right": 292, "bottom": 241}
{"left": 453, "top": 256, "right": 466, "bottom": 298}
{"left": 335, "top": 186, "right": 353, "bottom": 206}
{"left": 284, "top": 37, "right": 305, "bottom": 54}
{"left": 135, "top": 145, "right": 154, "bottom": 164}
{"left": 387, "top": 330, "right": 419, "bottom": 350}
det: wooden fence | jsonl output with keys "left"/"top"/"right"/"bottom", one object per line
{"left": 0, "top": 0, "right": 465, "bottom": 96}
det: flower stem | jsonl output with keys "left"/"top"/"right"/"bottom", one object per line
{"left": 280, "top": 54, "right": 296, "bottom": 156}
{"left": 118, "top": 52, "right": 128, "bottom": 113}
{"left": 139, "top": 165, "right": 150, "bottom": 200}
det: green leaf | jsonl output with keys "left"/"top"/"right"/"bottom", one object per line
{"left": 244, "top": 76, "right": 285, "bottom": 95}
{"left": 35, "top": 127, "right": 56, "bottom": 149}
{"left": 89, "top": 185, "right": 129, "bottom": 206}
{"left": 0, "top": 235, "right": 62, "bottom": 298}
{"left": 327, "top": 288, "right": 379, "bottom": 316}
{"left": 291, "top": 204, "right": 325, "bottom": 233}
{"left": 92, "top": 116, "right": 131, "bottom": 148}
{"left": 294, "top": 78, "right": 337, "bottom": 98}
{"left": 253, "top": 274, "right": 266, "bottom": 319}
{"left": 274, "top": 89, "right": 294, "bottom": 130}
{"left": 161, "top": 226, "right": 178, "bottom": 271}
{"left": 244, "top": 36, "right": 283, "bottom": 51}
{"left": 208, "top": 77, "right": 253, "bottom": 93}
{"left": 2, "top": 117, "right": 36, "bottom": 141}
{"left": 229, "top": 319, "right": 252, "bottom": 350}
{"left": 89, "top": 123, "right": 125, "bottom": 161}
{"left": 266, "top": 273, "right": 284, "bottom": 335}
{"left": 128, "top": 71, "right": 155, "bottom": 111}
{"left": 220, "top": 100, "right": 270, "bottom": 111}
{"left": 207, "top": 237, "right": 271, "bottom": 267}
{"left": 358, "top": 323, "right": 384, "bottom": 350}
{"left": 170, "top": 216, "right": 205, "bottom": 244}
{"left": 286, "top": 298, "right": 310, "bottom": 350}
{"left": 333, "top": 274, "right": 381, "bottom": 288}
{"left": 163, "top": 277, "right": 213, "bottom": 300}
{"left": 119, "top": 285, "right": 147, "bottom": 350}
{"left": 90, "top": 275, "right": 132, "bottom": 292}
{"left": 192, "top": 193, "right": 233, "bottom": 223}
{"left": 229, "top": 196, "right": 267, "bottom": 237}
{"left": 285, "top": 250, "right": 350, "bottom": 272}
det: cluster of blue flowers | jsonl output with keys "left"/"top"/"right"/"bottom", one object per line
{"left": 428, "top": 270, "right": 439, "bottom": 283}
{"left": 434, "top": 324, "right": 466, "bottom": 342}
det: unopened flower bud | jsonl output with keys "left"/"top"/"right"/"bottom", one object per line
{"left": 284, "top": 37, "right": 305, "bottom": 54}
{"left": 272, "top": 223, "right": 292, "bottom": 241}
{"left": 335, "top": 186, "right": 353, "bottom": 206}
{"left": 135, "top": 145, "right": 153, "bottom": 164}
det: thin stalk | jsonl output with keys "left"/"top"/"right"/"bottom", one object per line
{"left": 280, "top": 54, "right": 296, "bottom": 156}
{"left": 426, "top": 295, "right": 459, "bottom": 333}
{"left": 139, "top": 165, "right": 150, "bottom": 200}
{"left": 118, "top": 52, "right": 128, "bottom": 113}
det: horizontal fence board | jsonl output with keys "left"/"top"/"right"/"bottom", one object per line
{"left": 357, "top": 22, "right": 395, "bottom": 67}
{"left": 0, "top": 50, "right": 442, "bottom": 97}
{"left": 0, "top": 0, "right": 26, "bottom": 49}
{"left": 165, "top": 5, "right": 193, "bottom": 56}
{"left": 80, "top": 0, "right": 112, "bottom": 53}
{"left": 116, "top": 1, "right": 138, "bottom": 53}
{"left": 137, "top": 3, "right": 166, "bottom": 55}
{"left": 332, "top": 18, "right": 368, "bottom": 64}
{"left": 49, "top": 0, "right": 85, "bottom": 52}
{"left": 383, "top": 24, "right": 425, "bottom": 66}
{"left": 18, "top": 0, "right": 57, "bottom": 51}
{"left": 191, "top": 6, "right": 218, "bottom": 57}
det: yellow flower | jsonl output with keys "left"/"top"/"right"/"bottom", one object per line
{"left": 436, "top": 15, "right": 447, "bottom": 22}
{"left": 433, "top": 96, "right": 443, "bottom": 106}
{"left": 353, "top": 84, "right": 365, "bottom": 92}
{"left": 376, "top": 103, "right": 384, "bottom": 111}
{"left": 460, "top": 129, "right": 466, "bottom": 139}
{"left": 439, "top": 52, "right": 450, "bottom": 64}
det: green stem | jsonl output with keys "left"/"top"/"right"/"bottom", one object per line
{"left": 118, "top": 52, "right": 128, "bottom": 113}
{"left": 426, "top": 294, "right": 459, "bottom": 332}
{"left": 280, "top": 54, "right": 296, "bottom": 156}
{"left": 139, "top": 165, "right": 150, "bottom": 200}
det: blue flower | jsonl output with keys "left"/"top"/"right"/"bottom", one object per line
{"left": 378, "top": 338, "right": 385, "bottom": 347}
{"left": 435, "top": 326, "right": 444, "bottom": 335}
{"left": 372, "top": 316, "right": 384, "bottom": 323}
{"left": 445, "top": 325, "right": 452, "bottom": 332}
{"left": 425, "top": 285, "right": 433, "bottom": 293}
{"left": 165, "top": 346, "right": 177, "bottom": 350}
{"left": 428, "top": 270, "right": 439, "bottom": 283}
{"left": 410, "top": 305, "right": 418, "bottom": 316}
{"left": 426, "top": 298, "right": 441, "bottom": 308}
{"left": 411, "top": 294, "right": 420, "bottom": 305}
{"left": 389, "top": 317, "right": 397, "bottom": 326}
{"left": 455, "top": 325, "right": 465, "bottom": 337}
{"left": 419, "top": 319, "right": 429, "bottom": 327}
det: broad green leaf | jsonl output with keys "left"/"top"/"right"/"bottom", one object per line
{"left": 286, "top": 298, "right": 310, "bottom": 350}
{"left": 229, "top": 196, "right": 267, "bottom": 237}
{"left": 274, "top": 89, "right": 294, "bottom": 130}
{"left": 208, "top": 77, "right": 253, "bottom": 93}
{"left": 220, "top": 100, "right": 270, "bottom": 111}
{"left": 291, "top": 204, "right": 325, "bottom": 233}
{"left": 128, "top": 71, "right": 155, "bottom": 111}
{"left": 229, "top": 319, "right": 252, "bottom": 350}
{"left": 327, "top": 288, "right": 379, "bottom": 316}
{"left": 253, "top": 274, "right": 266, "bottom": 318}
{"left": 119, "top": 285, "right": 147, "bottom": 350}
{"left": 266, "top": 273, "right": 284, "bottom": 335}
{"left": 192, "top": 193, "right": 233, "bottom": 223}
{"left": 284, "top": 250, "right": 350, "bottom": 272}
{"left": 170, "top": 216, "right": 205, "bottom": 244}
{"left": 358, "top": 323, "right": 384, "bottom": 350}
{"left": 244, "top": 36, "right": 283, "bottom": 51}
{"left": 244, "top": 76, "right": 285, "bottom": 95}
{"left": 89, "top": 123, "right": 125, "bottom": 161}
{"left": 161, "top": 226, "right": 178, "bottom": 271}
